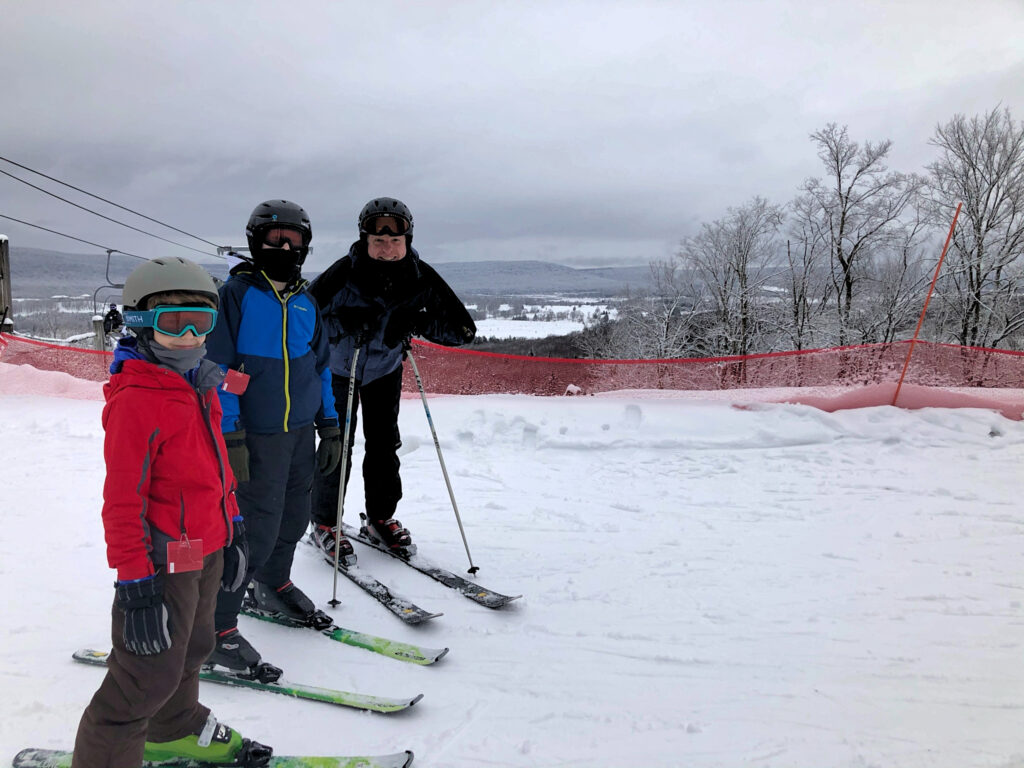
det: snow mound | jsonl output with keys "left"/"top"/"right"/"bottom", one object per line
{"left": 0, "top": 362, "right": 104, "bottom": 401}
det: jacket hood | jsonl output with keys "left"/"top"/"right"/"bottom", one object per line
{"left": 110, "top": 336, "right": 150, "bottom": 374}
{"left": 109, "top": 337, "right": 224, "bottom": 395}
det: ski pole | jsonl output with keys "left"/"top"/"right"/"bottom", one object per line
{"left": 406, "top": 347, "right": 478, "bottom": 574}
{"left": 329, "top": 346, "right": 361, "bottom": 607}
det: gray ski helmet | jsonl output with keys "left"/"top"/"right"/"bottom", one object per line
{"left": 246, "top": 199, "right": 312, "bottom": 254}
{"left": 121, "top": 256, "right": 220, "bottom": 310}
{"left": 358, "top": 197, "right": 413, "bottom": 240}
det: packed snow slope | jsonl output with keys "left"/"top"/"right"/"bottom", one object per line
{"left": 2, "top": 364, "right": 1024, "bottom": 768}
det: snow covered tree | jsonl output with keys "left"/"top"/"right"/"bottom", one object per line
{"left": 797, "top": 124, "right": 922, "bottom": 345}
{"left": 676, "top": 196, "right": 784, "bottom": 357}
{"left": 574, "top": 261, "right": 700, "bottom": 360}
{"left": 849, "top": 207, "right": 933, "bottom": 343}
{"left": 927, "top": 107, "right": 1024, "bottom": 348}
{"left": 773, "top": 193, "right": 833, "bottom": 350}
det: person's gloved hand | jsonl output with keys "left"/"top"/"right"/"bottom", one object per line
{"left": 383, "top": 306, "right": 423, "bottom": 349}
{"left": 115, "top": 574, "right": 171, "bottom": 656}
{"left": 316, "top": 423, "right": 342, "bottom": 475}
{"left": 221, "top": 517, "right": 249, "bottom": 592}
{"left": 223, "top": 430, "right": 249, "bottom": 484}
{"left": 332, "top": 305, "right": 380, "bottom": 345}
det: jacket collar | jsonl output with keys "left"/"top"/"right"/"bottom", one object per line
{"left": 230, "top": 263, "right": 307, "bottom": 296}
{"left": 110, "top": 336, "right": 223, "bottom": 394}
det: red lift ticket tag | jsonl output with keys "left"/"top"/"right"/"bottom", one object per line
{"left": 221, "top": 368, "right": 250, "bottom": 395}
{"left": 167, "top": 537, "right": 204, "bottom": 574}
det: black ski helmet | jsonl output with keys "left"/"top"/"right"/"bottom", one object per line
{"left": 358, "top": 197, "right": 413, "bottom": 243}
{"left": 245, "top": 199, "right": 313, "bottom": 258}
{"left": 121, "top": 256, "right": 220, "bottom": 311}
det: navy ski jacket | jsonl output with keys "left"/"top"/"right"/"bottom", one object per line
{"left": 309, "top": 243, "right": 475, "bottom": 384}
{"left": 206, "top": 266, "right": 338, "bottom": 435}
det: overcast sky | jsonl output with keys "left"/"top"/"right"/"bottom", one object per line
{"left": 3, "top": 0, "right": 1024, "bottom": 272}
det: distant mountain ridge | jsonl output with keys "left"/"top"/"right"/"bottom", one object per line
{"left": 7, "top": 247, "right": 654, "bottom": 300}
{"left": 431, "top": 260, "right": 653, "bottom": 296}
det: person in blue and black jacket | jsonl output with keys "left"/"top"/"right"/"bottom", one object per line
{"left": 204, "top": 199, "right": 342, "bottom": 677}
{"left": 308, "top": 197, "right": 475, "bottom": 566}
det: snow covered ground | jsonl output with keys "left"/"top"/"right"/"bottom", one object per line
{"left": 473, "top": 317, "right": 587, "bottom": 340}
{"left": 2, "top": 363, "right": 1024, "bottom": 767}
{"left": 471, "top": 301, "right": 615, "bottom": 340}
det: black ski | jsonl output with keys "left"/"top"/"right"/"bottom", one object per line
{"left": 13, "top": 747, "right": 414, "bottom": 768}
{"left": 342, "top": 523, "right": 521, "bottom": 609}
{"left": 303, "top": 537, "right": 442, "bottom": 624}
{"left": 240, "top": 597, "right": 448, "bottom": 665}
{"left": 334, "top": 562, "right": 442, "bottom": 624}
{"left": 72, "top": 649, "right": 422, "bottom": 714}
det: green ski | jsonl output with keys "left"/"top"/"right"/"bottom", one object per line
{"left": 241, "top": 604, "right": 448, "bottom": 665}
{"left": 72, "top": 650, "right": 423, "bottom": 714}
{"left": 13, "top": 747, "right": 414, "bottom": 768}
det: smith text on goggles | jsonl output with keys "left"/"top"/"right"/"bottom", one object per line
{"left": 123, "top": 305, "right": 218, "bottom": 337}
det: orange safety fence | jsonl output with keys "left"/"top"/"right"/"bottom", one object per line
{"left": 3, "top": 333, "right": 1023, "bottom": 395}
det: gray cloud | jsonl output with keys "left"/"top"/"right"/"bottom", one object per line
{"left": 2, "top": 0, "right": 1024, "bottom": 272}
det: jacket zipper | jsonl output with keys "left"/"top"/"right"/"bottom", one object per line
{"left": 197, "top": 385, "right": 234, "bottom": 545}
{"left": 269, "top": 282, "right": 293, "bottom": 433}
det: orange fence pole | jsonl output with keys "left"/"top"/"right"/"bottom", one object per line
{"left": 892, "top": 201, "right": 962, "bottom": 406}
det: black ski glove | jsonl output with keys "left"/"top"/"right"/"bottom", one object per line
{"left": 221, "top": 517, "right": 249, "bottom": 593}
{"left": 383, "top": 306, "right": 422, "bottom": 349}
{"left": 223, "top": 430, "right": 249, "bottom": 484}
{"left": 331, "top": 305, "right": 380, "bottom": 345}
{"left": 316, "top": 424, "right": 343, "bottom": 475}
{"left": 115, "top": 575, "right": 171, "bottom": 656}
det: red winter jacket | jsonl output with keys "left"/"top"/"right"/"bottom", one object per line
{"left": 102, "top": 358, "right": 239, "bottom": 581}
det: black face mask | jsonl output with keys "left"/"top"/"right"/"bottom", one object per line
{"left": 252, "top": 247, "right": 305, "bottom": 282}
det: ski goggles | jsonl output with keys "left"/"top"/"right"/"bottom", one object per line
{"left": 262, "top": 227, "right": 307, "bottom": 249}
{"left": 362, "top": 215, "right": 410, "bottom": 237}
{"left": 123, "top": 305, "right": 219, "bottom": 337}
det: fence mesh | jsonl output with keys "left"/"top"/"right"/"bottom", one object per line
{"left": 3, "top": 333, "right": 1023, "bottom": 395}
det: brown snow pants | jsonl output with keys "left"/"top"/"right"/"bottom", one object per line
{"left": 71, "top": 549, "right": 223, "bottom": 768}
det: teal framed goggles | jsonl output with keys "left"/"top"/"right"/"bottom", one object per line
{"left": 123, "top": 305, "right": 218, "bottom": 337}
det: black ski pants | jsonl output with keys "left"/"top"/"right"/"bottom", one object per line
{"left": 312, "top": 365, "right": 403, "bottom": 529}
{"left": 214, "top": 424, "right": 315, "bottom": 632}
{"left": 72, "top": 550, "right": 223, "bottom": 768}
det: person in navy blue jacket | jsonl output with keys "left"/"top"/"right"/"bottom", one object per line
{"left": 308, "top": 197, "right": 475, "bottom": 565}
{"left": 204, "top": 200, "right": 342, "bottom": 676}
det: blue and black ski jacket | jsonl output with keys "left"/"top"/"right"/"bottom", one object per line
{"left": 206, "top": 266, "right": 338, "bottom": 435}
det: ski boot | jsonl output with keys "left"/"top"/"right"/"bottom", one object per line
{"left": 252, "top": 580, "right": 334, "bottom": 631}
{"left": 144, "top": 714, "right": 273, "bottom": 766}
{"left": 363, "top": 516, "right": 417, "bottom": 557}
{"left": 204, "top": 627, "right": 282, "bottom": 683}
{"left": 312, "top": 523, "right": 357, "bottom": 567}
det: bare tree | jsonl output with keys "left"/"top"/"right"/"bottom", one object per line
{"left": 776, "top": 193, "right": 834, "bottom": 350}
{"left": 851, "top": 215, "right": 933, "bottom": 344}
{"left": 798, "top": 124, "right": 922, "bottom": 344}
{"left": 677, "top": 196, "right": 784, "bottom": 357}
{"left": 927, "top": 107, "right": 1024, "bottom": 348}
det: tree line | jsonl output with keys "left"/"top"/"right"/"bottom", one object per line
{"left": 576, "top": 106, "right": 1024, "bottom": 360}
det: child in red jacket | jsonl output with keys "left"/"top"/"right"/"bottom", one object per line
{"left": 72, "top": 257, "right": 271, "bottom": 768}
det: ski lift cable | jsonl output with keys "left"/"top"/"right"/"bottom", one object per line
{"left": 0, "top": 213, "right": 147, "bottom": 260}
{"left": 0, "top": 154, "right": 222, "bottom": 249}
{"left": 0, "top": 167, "right": 217, "bottom": 258}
